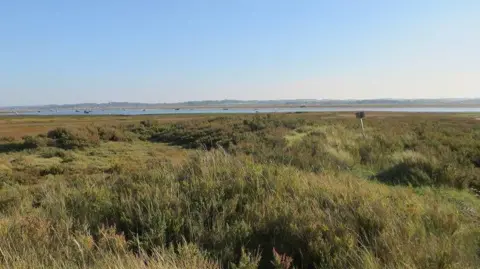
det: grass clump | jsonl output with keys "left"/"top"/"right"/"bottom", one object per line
{"left": 97, "top": 125, "right": 136, "bottom": 142}
{"left": 45, "top": 125, "right": 135, "bottom": 150}
{"left": 376, "top": 151, "right": 440, "bottom": 186}
{"left": 47, "top": 127, "right": 101, "bottom": 149}
{"left": 39, "top": 147, "right": 69, "bottom": 158}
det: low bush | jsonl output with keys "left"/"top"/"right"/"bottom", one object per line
{"left": 39, "top": 147, "right": 68, "bottom": 158}
{"left": 22, "top": 135, "right": 49, "bottom": 149}
{"left": 97, "top": 126, "right": 135, "bottom": 142}
{"left": 47, "top": 127, "right": 101, "bottom": 149}
{"left": 39, "top": 164, "right": 66, "bottom": 176}
{"left": 0, "top": 136, "right": 16, "bottom": 142}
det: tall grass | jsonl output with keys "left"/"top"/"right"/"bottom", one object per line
{"left": 141, "top": 114, "right": 480, "bottom": 189}
{"left": 1, "top": 113, "right": 480, "bottom": 268}
{"left": 1, "top": 150, "right": 480, "bottom": 268}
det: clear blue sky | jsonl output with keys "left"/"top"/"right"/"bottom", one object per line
{"left": 1, "top": 0, "right": 479, "bottom": 106}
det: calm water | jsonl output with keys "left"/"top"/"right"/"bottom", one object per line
{"left": 6, "top": 107, "right": 480, "bottom": 116}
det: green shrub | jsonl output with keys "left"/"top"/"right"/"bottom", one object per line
{"left": 0, "top": 136, "right": 16, "bottom": 142}
{"left": 140, "top": 119, "right": 159, "bottom": 128}
{"left": 39, "top": 147, "right": 68, "bottom": 158}
{"left": 376, "top": 157, "right": 438, "bottom": 186}
{"left": 97, "top": 126, "right": 135, "bottom": 142}
{"left": 47, "top": 127, "right": 100, "bottom": 149}
{"left": 376, "top": 151, "right": 478, "bottom": 188}
{"left": 40, "top": 164, "right": 65, "bottom": 176}
{"left": 38, "top": 147, "right": 76, "bottom": 163}
{"left": 22, "top": 135, "right": 49, "bottom": 149}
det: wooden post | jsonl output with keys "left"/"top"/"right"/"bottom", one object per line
{"left": 360, "top": 118, "right": 365, "bottom": 137}
{"left": 355, "top": 111, "right": 366, "bottom": 137}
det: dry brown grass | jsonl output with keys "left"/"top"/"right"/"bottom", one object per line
{"left": 2, "top": 111, "right": 478, "bottom": 140}
{"left": 0, "top": 115, "right": 212, "bottom": 139}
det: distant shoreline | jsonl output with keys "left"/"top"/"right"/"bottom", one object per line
{"left": 2, "top": 103, "right": 480, "bottom": 113}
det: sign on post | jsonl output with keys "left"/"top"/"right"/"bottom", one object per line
{"left": 355, "top": 111, "right": 366, "bottom": 137}
{"left": 355, "top": 111, "right": 365, "bottom": 119}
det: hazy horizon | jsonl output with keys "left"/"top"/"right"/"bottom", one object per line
{"left": 1, "top": 1, "right": 479, "bottom": 106}
{"left": 4, "top": 97, "right": 480, "bottom": 109}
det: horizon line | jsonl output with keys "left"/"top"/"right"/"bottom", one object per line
{"left": 2, "top": 97, "right": 480, "bottom": 108}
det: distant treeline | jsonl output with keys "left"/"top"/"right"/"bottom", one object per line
{"left": 3, "top": 98, "right": 480, "bottom": 110}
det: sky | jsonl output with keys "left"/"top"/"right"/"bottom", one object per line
{"left": 1, "top": 0, "right": 479, "bottom": 106}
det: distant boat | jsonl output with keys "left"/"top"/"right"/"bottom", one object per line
{"left": 37, "top": 111, "right": 41, "bottom": 113}
{"left": 75, "top": 109, "right": 80, "bottom": 112}
{"left": 300, "top": 105, "right": 307, "bottom": 108}
{"left": 223, "top": 108, "right": 229, "bottom": 110}
{"left": 175, "top": 108, "right": 180, "bottom": 111}
{"left": 142, "top": 109, "right": 146, "bottom": 111}
{"left": 84, "top": 110, "right": 90, "bottom": 114}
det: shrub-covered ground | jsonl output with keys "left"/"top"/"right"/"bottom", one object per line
{"left": 1, "top": 113, "right": 479, "bottom": 268}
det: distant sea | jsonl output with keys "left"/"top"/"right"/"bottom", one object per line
{"left": 4, "top": 107, "right": 480, "bottom": 116}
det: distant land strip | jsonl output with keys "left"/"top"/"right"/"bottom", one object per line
{"left": 2, "top": 98, "right": 480, "bottom": 112}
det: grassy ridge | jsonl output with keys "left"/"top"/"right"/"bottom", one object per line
{"left": 145, "top": 114, "right": 480, "bottom": 190}
{"left": 1, "top": 113, "right": 480, "bottom": 268}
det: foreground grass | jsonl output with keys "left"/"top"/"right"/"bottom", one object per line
{"left": 1, "top": 113, "right": 480, "bottom": 268}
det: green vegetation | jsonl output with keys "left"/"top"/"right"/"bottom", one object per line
{"left": 1, "top": 113, "right": 479, "bottom": 268}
